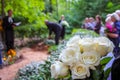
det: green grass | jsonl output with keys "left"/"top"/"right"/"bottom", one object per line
{"left": 72, "top": 28, "right": 99, "bottom": 37}
{"left": 48, "top": 45, "right": 58, "bottom": 53}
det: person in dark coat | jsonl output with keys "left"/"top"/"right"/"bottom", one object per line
{"left": 111, "top": 56, "right": 120, "bottom": 80}
{"left": 2, "top": 9, "right": 15, "bottom": 51}
{"left": 45, "top": 20, "right": 62, "bottom": 45}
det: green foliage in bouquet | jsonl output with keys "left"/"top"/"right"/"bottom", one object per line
{"left": 89, "top": 57, "right": 112, "bottom": 80}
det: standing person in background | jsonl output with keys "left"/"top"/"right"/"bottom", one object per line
{"left": 45, "top": 20, "right": 62, "bottom": 45}
{"left": 59, "top": 15, "right": 69, "bottom": 39}
{"left": 115, "top": 10, "right": 120, "bottom": 33}
{"left": 107, "top": 13, "right": 120, "bottom": 57}
{"left": 88, "top": 17, "right": 96, "bottom": 30}
{"left": 59, "top": 15, "right": 65, "bottom": 39}
{"left": 59, "top": 15, "right": 65, "bottom": 23}
{"left": 82, "top": 17, "right": 89, "bottom": 29}
{"left": 115, "top": 10, "right": 120, "bottom": 19}
{"left": 2, "top": 9, "right": 15, "bottom": 51}
{"left": 115, "top": 10, "right": 120, "bottom": 47}
{"left": 94, "top": 15, "right": 102, "bottom": 34}
{"left": 106, "top": 12, "right": 120, "bottom": 80}
{"left": 105, "top": 16, "right": 115, "bottom": 33}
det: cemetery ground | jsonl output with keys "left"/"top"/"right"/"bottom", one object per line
{"left": 0, "top": 38, "right": 49, "bottom": 80}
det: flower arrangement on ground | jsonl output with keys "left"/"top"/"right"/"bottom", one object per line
{"left": 51, "top": 35, "right": 114, "bottom": 79}
{"left": 3, "top": 49, "right": 17, "bottom": 65}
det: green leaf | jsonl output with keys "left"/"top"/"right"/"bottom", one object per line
{"left": 92, "top": 70, "right": 101, "bottom": 80}
{"left": 100, "top": 57, "right": 112, "bottom": 65}
{"left": 58, "top": 72, "right": 71, "bottom": 79}
{"left": 104, "top": 67, "right": 111, "bottom": 80}
{"left": 107, "top": 2, "right": 114, "bottom": 8}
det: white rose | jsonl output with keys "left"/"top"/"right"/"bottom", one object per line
{"left": 79, "top": 38, "right": 96, "bottom": 53}
{"left": 66, "top": 43, "right": 80, "bottom": 53}
{"left": 106, "top": 40, "right": 114, "bottom": 53}
{"left": 59, "top": 47, "right": 81, "bottom": 66}
{"left": 94, "top": 37, "right": 114, "bottom": 56}
{"left": 66, "top": 35, "right": 81, "bottom": 47}
{"left": 51, "top": 61, "right": 69, "bottom": 79}
{"left": 81, "top": 51, "right": 100, "bottom": 69}
{"left": 71, "top": 63, "right": 90, "bottom": 79}
{"left": 95, "top": 43, "right": 109, "bottom": 56}
{"left": 94, "top": 37, "right": 110, "bottom": 44}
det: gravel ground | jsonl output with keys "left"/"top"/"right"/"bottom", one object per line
{"left": 0, "top": 42, "right": 49, "bottom": 80}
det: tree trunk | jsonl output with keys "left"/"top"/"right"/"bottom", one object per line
{"left": 49, "top": 0, "right": 53, "bottom": 13}
{"left": 56, "top": 0, "right": 58, "bottom": 17}
{"left": 66, "top": 0, "right": 68, "bottom": 11}
{"left": 1, "top": 0, "right": 5, "bottom": 18}
{"left": 1, "top": 0, "right": 6, "bottom": 50}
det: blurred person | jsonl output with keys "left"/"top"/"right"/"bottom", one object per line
{"left": 86, "top": 18, "right": 93, "bottom": 30}
{"left": 105, "top": 16, "right": 116, "bottom": 33}
{"left": 45, "top": 20, "right": 62, "bottom": 45}
{"left": 94, "top": 15, "right": 102, "bottom": 34}
{"left": 106, "top": 13, "right": 112, "bottom": 18}
{"left": 59, "top": 15, "right": 69, "bottom": 39}
{"left": 108, "top": 13, "right": 120, "bottom": 80}
{"left": 82, "top": 17, "right": 89, "bottom": 29}
{"left": 111, "top": 56, "right": 120, "bottom": 80}
{"left": 115, "top": 10, "right": 120, "bottom": 19}
{"left": 2, "top": 9, "right": 16, "bottom": 51}
{"left": 88, "top": 17, "right": 96, "bottom": 30}
{"left": 107, "top": 13, "right": 120, "bottom": 57}
{"left": 107, "top": 12, "right": 120, "bottom": 80}
{"left": 59, "top": 15, "right": 65, "bottom": 23}
{"left": 115, "top": 10, "right": 120, "bottom": 46}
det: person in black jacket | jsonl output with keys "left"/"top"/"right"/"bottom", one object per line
{"left": 2, "top": 9, "right": 15, "bottom": 51}
{"left": 45, "top": 20, "right": 62, "bottom": 45}
{"left": 111, "top": 56, "right": 120, "bottom": 80}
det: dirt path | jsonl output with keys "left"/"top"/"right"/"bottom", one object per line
{"left": 0, "top": 42, "right": 49, "bottom": 80}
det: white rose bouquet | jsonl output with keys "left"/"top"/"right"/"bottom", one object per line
{"left": 51, "top": 36, "right": 114, "bottom": 80}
